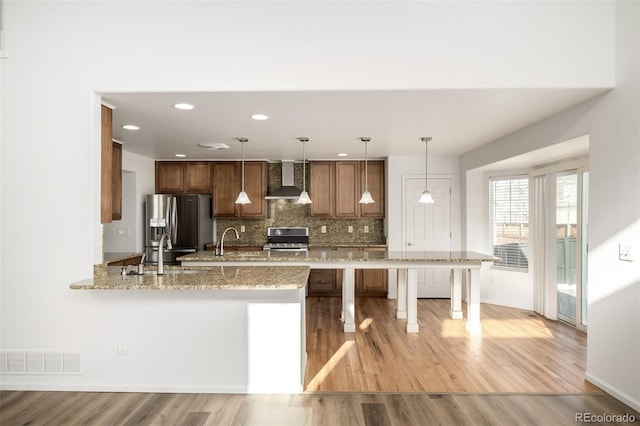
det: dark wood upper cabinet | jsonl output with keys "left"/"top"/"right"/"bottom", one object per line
{"left": 156, "top": 161, "right": 212, "bottom": 194}
{"left": 239, "top": 162, "right": 268, "bottom": 218}
{"left": 184, "top": 162, "right": 212, "bottom": 193}
{"left": 155, "top": 162, "right": 185, "bottom": 194}
{"left": 212, "top": 162, "right": 240, "bottom": 217}
{"left": 310, "top": 160, "right": 385, "bottom": 218}
{"left": 111, "top": 142, "right": 122, "bottom": 221}
{"left": 309, "top": 161, "right": 335, "bottom": 217}
{"left": 100, "top": 105, "right": 113, "bottom": 224}
{"left": 335, "top": 161, "right": 360, "bottom": 218}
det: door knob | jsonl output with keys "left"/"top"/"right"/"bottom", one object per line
{"left": 407, "top": 242, "right": 415, "bottom": 246}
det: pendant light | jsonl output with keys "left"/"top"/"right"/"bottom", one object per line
{"left": 235, "top": 138, "right": 251, "bottom": 204}
{"left": 296, "top": 137, "right": 312, "bottom": 204}
{"left": 419, "top": 137, "right": 435, "bottom": 204}
{"left": 359, "top": 137, "right": 375, "bottom": 204}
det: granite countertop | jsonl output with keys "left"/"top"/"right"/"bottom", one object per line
{"left": 178, "top": 250, "right": 497, "bottom": 263}
{"left": 103, "top": 252, "right": 145, "bottom": 263}
{"left": 71, "top": 265, "right": 310, "bottom": 290}
{"left": 309, "top": 243, "right": 388, "bottom": 249}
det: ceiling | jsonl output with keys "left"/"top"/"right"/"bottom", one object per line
{"left": 102, "top": 88, "right": 607, "bottom": 162}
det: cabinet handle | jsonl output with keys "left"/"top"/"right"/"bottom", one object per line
{"left": 318, "top": 280, "right": 327, "bottom": 284}
{"left": 407, "top": 242, "right": 415, "bottom": 246}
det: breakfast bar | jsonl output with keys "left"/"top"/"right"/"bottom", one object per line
{"left": 178, "top": 250, "right": 495, "bottom": 334}
{"left": 71, "top": 265, "right": 310, "bottom": 393}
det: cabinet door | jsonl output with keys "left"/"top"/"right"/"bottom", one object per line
{"left": 100, "top": 105, "right": 113, "bottom": 224}
{"left": 308, "top": 270, "right": 338, "bottom": 296}
{"left": 240, "top": 161, "right": 267, "bottom": 218}
{"left": 185, "top": 162, "right": 212, "bottom": 193}
{"left": 360, "top": 160, "right": 384, "bottom": 218}
{"left": 335, "top": 161, "right": 359, "bottom": 217}
{"left": 111, "top": 142, "right": 122, "bottom": 221}
{"left": 309, "top": 162, "right": 334, "bottom": 217}
{"left": 358, "top": 247, "right": 388, "bottom": 297}
{"left": 156, "top": 162, "right": 185, "bottom": 193}
{"left": 212, "top": 162, "right": 239, "bottom": 217}
{"left": 358, "top": 269, "right": 388, "bottom": 297}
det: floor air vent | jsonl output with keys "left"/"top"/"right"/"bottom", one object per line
{"left": 0, "top": 352, "right": 82, "bottom": 374}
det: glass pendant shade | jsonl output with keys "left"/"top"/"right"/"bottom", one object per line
{"left": 235, "top": 138, "right": 252, "bottom": 204}
{"left": 297, "top": 190, "right": 312, "bottom": 204}
{"left": 235, "top": 191, "right": 251, "bottom": 204}
{"left": 418, "top": 190, "right": 434, "bottom": 204}
{"left": 359, "top": 190, "right": 375, "bottom": 204}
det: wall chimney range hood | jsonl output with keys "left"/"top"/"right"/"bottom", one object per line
{"left": 265, "top": 161, "right": 302, "bottom": 200}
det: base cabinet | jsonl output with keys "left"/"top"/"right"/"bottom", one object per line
{"left": 307, "top": 247, "right": 388, "bottom": 297}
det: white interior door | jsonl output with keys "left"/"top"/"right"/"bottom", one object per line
{"left": 404, "top": 177, "right": 452, "bottom": 298}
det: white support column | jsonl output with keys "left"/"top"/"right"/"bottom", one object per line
{"left": 465, "top": 268, "right": 482, "bottom": 333}
{"left": 396, "top": 269, "right": 407, "bottom": 319}
{"left": 407, "top": 269, "right": 419, "bottom": 333}
{"left": 449, "top": 268, "right": 463, "bottom": 319}
{"left": 343, "top": 268, "right": 356, "bottom": 333}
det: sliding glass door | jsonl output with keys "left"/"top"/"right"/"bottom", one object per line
{"left": 556, "top": 169, "right": 588, "bottom": 328}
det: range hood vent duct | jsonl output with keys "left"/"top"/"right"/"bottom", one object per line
{"left": 265, "top": 161, "right": 302, "bottom": 200}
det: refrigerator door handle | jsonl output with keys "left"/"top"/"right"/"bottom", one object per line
{"left": 171, "top": 196, "right": 178, "bottom": 244}
{"left": 165, "top": 197, "right": 171, "bottom": 240}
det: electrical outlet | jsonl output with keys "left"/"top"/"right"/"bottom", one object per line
{"left": 619, "top": 243, "right": 633, "bottom": 262}
{"left": 240, "top": 225, "right": 245, "bottom": 233}
{"left": 117, "top": 227, "right": 129, "bottom": 236}
{"left": 117, "top": 340, "right": 128, "bottom": 355}
{"left": 364, "top": 225, "right": 369, "bottom": 233}
{"left": 321, "top": 226, "right": 327, "bottom": 233}
{"left": 348, "top": 226, "right": 353, "bottom": 233}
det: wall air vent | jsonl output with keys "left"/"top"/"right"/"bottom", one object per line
{"left": 0, "top": 351, "right": 83, "bottom": 375}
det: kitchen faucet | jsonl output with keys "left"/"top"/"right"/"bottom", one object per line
{"left": 215, "top": 227, "right": 239, "bottom": 256}
{"left": 157, "top": 233, "right": 173, "bottom": 275}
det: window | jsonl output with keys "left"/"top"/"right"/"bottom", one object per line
{"left": 491, "top": 177, "right": 529, "bottom": 271}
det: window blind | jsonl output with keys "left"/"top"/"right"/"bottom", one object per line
{"left": 491, "top": 177, "right": 529, "bottom": 270}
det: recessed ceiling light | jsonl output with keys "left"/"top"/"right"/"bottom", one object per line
{"left": 337, "top": 153, "right": 348, "bottom": 157}
{"left": 174, "top": 103, "right": 194, "bottom": 110}
{"left": 175, "top": 154, "right": 186, "bottom": 158}
{"left": 250, "top": 114, "right": 269, "bottom": 121}
{"left": 122, "top": 124, "right": 139, "bottom": 130}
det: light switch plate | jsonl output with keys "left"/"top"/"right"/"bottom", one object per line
{"left": 117, "top": 340, "right": 128, "bottom": 355}
{"left": 348, "top": 226, "right": 353, "bottom": 233}
{"left": 240, "top": 225, "right": 245, "bottom": 233}
{"left": 321, "top": 226, "right": 326, "bottom": 233}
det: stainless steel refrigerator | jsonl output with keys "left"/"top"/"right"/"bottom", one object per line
{"left": 145, "top": 194, "right": 214, "bottom": 265}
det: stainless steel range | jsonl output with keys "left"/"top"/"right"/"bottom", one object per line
{"left": 262, "top": 227, "right": 309, "bottom": 252}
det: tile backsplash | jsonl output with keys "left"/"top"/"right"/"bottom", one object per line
{"left": 215, "top": 162, "right": 386, "bottom": 246}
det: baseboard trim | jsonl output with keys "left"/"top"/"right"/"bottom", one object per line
{"left": 585, "top": 371, "right": 640, "bottom": 412}
{"left": 0, "top": 384, "right": 252, "bottom": 394}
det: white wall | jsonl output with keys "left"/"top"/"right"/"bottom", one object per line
{"left": 0, "top": 0, "right": 621, "bottom": 394}
{"left": 460, "top": 1, "right": 640, "bottom": 410}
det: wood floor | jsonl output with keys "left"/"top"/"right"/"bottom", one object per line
{"left": 3, "top": 299, "right": 638, "bottom": 425}
{"left": 305, "top": 297, "right": 600, "bottom": 393}
{"left": 1, "top": 391, "right": 638, "bottom": 425}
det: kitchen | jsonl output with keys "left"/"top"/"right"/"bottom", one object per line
{"left": 2, "top": 1, "right": 639, "bottom": 422}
